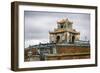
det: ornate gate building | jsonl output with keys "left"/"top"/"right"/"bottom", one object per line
{"left": 49, "top": 18, "right": 80, "bottom": 44}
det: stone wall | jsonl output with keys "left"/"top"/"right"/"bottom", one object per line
{"left": 46, "top": 45, "right": 90, "bottom": 60}
{"left": 56, "top": 45, "right": 90, "bottom": 54}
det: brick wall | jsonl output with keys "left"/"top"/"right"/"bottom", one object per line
{"left": 56, "top": 46, "right": 90, "bottom": 54}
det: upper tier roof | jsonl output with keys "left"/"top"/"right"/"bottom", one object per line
{"left": 57, "top": 18, "right": 73, "bottom": 24}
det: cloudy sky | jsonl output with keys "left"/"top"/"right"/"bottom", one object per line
{"left": 24, "top": 11, "right": 90, "bottom": 48}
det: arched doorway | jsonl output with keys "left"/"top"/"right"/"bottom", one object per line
{"left": 72, "top": 35, "right": 75, "bottom": 43}
{"left": 56, "top": 36, "right": 60, "bottom": 43}
{"left": 65, "top": 33, "right": 67, "bottom": 40}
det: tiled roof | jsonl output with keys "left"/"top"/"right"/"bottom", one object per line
{"left": 57, "top": 18, "right": 73, "bottom": 24}
{"left": 49, "top": 29, "right": 80, "bottom": 34}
